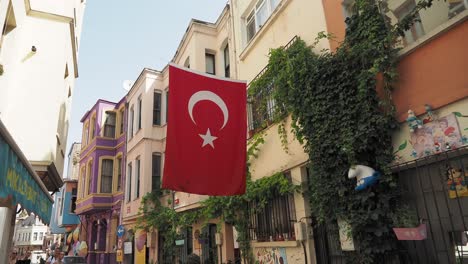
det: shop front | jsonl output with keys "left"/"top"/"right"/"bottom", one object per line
{"left": 0, "top": 120, "right": 54, "bottom": 263}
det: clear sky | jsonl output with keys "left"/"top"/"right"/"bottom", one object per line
{"left": 66, "top": 0, "right": 228, "bottom": 168}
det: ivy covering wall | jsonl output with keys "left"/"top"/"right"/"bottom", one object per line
{"left": 247, "top": 0, "right": 434, "bottom": 263}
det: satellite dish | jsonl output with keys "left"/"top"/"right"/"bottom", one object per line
{"left": 122, "top": 80, "right": 134, "bottom": 91}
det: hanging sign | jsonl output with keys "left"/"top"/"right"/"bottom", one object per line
{"left": 0, "top": 133, "right": 52, "bottom": 223}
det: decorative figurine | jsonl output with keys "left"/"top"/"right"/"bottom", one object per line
{"left": 445, "top": 142, "right": 451, "bottom": 150}
{"left": 423, "top": 104, "right": 435, "bottom": 123}
{"left": 434, "top": 142, "right": 441, "bottom": 153}
{"left": 461, "top": 135, "right": 468, "bottom": 145}
{"left": 411, "top": 149, "right": 418, "bottom": 158}
{"left": 348, "top": 165, "right": 381, "bottom": 191}
{"left": 424, "top": 148, "right": 432, "bottom": 156}
{"left": 406, "top": 110, "right": 423, "bottom": 133}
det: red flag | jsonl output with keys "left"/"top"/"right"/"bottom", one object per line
{"left": 162, "top": 64, "right": 247, "bottom": 196}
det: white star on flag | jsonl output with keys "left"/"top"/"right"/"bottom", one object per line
{"left": 199, "top": 128, "right": 218, "bottom": 148}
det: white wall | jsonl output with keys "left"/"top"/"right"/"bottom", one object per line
{"left": 0, "top": 0, "right": 85, "bottom": 176}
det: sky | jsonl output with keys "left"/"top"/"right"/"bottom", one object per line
{"left": 66, "top": 0, "right": 228, "bottom": 169}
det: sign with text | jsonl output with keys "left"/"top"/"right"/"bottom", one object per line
{"left": 124, "top": 242, "right": 132, "bottom": 254}
{"left": 0, "top": 135, "right": 52, "bottom": 223}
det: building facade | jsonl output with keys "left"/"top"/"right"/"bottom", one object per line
{"left": 13, "top": 215, "right": 49, "bottom": 259}
{"left": 76, "top": 98, "right": 127, "bottom": 263}
{"left": 0, "top": 1, "right": 86, "bottom": 260}
{"left": 0, "top": 0, "right": 86, "bottom": 191}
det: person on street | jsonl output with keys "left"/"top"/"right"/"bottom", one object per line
{"left": 8, "top": 251, "right": 17, "bottom": 264}
{"left": 46, "top": 248, "right": 61, "bottom": 264}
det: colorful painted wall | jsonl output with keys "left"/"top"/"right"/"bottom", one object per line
{"left": 392, "top": 98, "right": 468, "bottom": 165}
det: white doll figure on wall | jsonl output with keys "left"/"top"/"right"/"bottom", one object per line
{"left": 348, "top": 165, "right": 381, "bottom": 191}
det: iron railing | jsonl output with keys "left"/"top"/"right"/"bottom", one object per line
{"left": 247, "top": 35, "right": 298, "bottom": 133}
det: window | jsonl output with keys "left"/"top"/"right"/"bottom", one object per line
{"left": 87, "top": 162, "right": 92, "bottom": 195}
{"left": 245, "top": 0, "right": 281, "bottom": 43}
{"left": 247, "top": 82, "right": 276, "bottom": 131}
{"left": 127, "top": 163, "right": 132, "bottom": 202}
{"left": 248, "top": 172, "right": 296, "bottom": 241}
{"left": 184, "top": 57, "right": 190, "bottom": 68}
{"left": 129, "top": 107, "right": 134, "bottom": 138}
{"left": 135, "top": 159, "right": 141, "bottom": 198}
{"left": 224, "top": 45, "right": 230, "bottom": 78}
{"left": 116, "top": 156, "right": 122, "bottom": 192}
{"left": 82, "top": 123, "right": 89, "bottom": 146}
{"left": 152, "top": 153, "right": 161, "bottom": 193}
{"left": 394, "top": 0, "right": 425, "bottom": 46}
{"left": 101, "top": 159, "right": 114, "bottom": 193}
{"left": 119, "top": 108, "right": 125, "bottom": 135}
{"left": 90, "top": 114, "right": 96, "bottom": 140}
{"left": 246, "top": 11, "right": 256, "bottom": 42}
{"left": 205, "top": 53, "right": 215, "bottom": 75}
{"left": 153, "top": 92, "right": 162, "bottom": 125}
{"left": 104, "top": 111, "right": 116, "bottom": 138}
{"left": 137, "top": 97, "right": 142, "bottom": 130}
{"left": 80, "top": 167, "right": 85, "bottom": 198}
{"left": 70, "top": 188, "right": 77, "bottom": 213}
{"left": 39, "top": 232, "right": 43, "bottom": 240}
{"left": 166, "top": 90, "right": 169, "bottom": 123}
{"left": 60, "top": 192, "right": 65, "bottom": 216}
{"left": 33, "top": 232, "right": 38, "bottom": 241}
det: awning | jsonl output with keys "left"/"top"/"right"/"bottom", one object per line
{"left": 0, "top": 120, "right": 53, "bottom": 224}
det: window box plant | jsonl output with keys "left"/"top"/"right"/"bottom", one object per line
{"left": 392, "top": 207, "right": 427, "bottom": 240}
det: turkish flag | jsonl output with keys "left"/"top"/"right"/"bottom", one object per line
{"left": 162, "top": 64, "right": 247, "bottom": 196}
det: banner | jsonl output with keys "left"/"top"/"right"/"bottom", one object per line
{"left": 0, "top": 135, "right": 52, "bottom": 223}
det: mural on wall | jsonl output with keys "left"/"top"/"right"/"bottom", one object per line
{"left": 255, "top": 247, "right": 288, "bottom": 264}
{"left": 392, "top": 101, "right": 468, "bottom": 199}
{"left": 447, "top": 166, "right": 468, "bottom": 199}
{"left": 393, "top": 111, "right": 468, "bottom": 164}
{"left": 409, "top": 113, "right": 462, "bottom": 158}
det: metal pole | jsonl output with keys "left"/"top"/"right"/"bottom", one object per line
{"left": 0, "top": 206, "right": 16, "bottom": 264}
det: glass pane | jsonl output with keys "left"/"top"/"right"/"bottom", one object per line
{"left": 256, "top": 0, "right": 269, "bottom": 29}
{"left": 270, "top": 0, "right": 280, "bottom": 11}
{"left": 205, "top": 53, "right": 215, "bottom": 74}
{"left": 386, "top": 0, "right": 466, "bottom": 46}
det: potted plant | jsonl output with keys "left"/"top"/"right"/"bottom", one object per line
{"left": 392, "top": 206, "right": 427, "bottom": 240}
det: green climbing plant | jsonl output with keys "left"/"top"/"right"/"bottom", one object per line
{"left": 247, "top": 0, "right": 435, "bottom": 263}
{"left": 138, "top": 132, "right": 299, "bottom": 264}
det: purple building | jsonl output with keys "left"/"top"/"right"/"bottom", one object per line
{"left": 75, "top": 98, "right": 126, "bottom": 264}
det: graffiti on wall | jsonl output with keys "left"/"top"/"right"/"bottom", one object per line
{"left": 255, "top": 247, "right": 288, "bottom": 264}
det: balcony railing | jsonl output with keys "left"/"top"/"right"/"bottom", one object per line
{"left": 247, "top": 35, "right": 298, "bottom": 134}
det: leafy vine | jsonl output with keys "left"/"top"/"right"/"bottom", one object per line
{"left": 247, "top": 0, "right": 435, "bottom": 263}
{"left": 138, "top": 132, "right": 299, "bottom": 263}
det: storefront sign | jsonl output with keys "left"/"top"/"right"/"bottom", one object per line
{"left": 175, "top": 239, "right": 184, "bottom": 246}
{"left": 0, "top": 134, "right": 52, "bottom": 223}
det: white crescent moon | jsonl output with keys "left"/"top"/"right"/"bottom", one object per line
{"left": 188, "top": 91, "right": 229, "bottom": 129}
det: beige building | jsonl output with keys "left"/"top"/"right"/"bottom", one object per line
{"left": 229, "top": 0, "right": 331, "bottom": 263}
{"left": 121, "top": 5, "right": 237, "bottom": 263}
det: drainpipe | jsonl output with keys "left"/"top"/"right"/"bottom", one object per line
{"left": 228, "top": 0, "right": 239, "bottom": 80}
